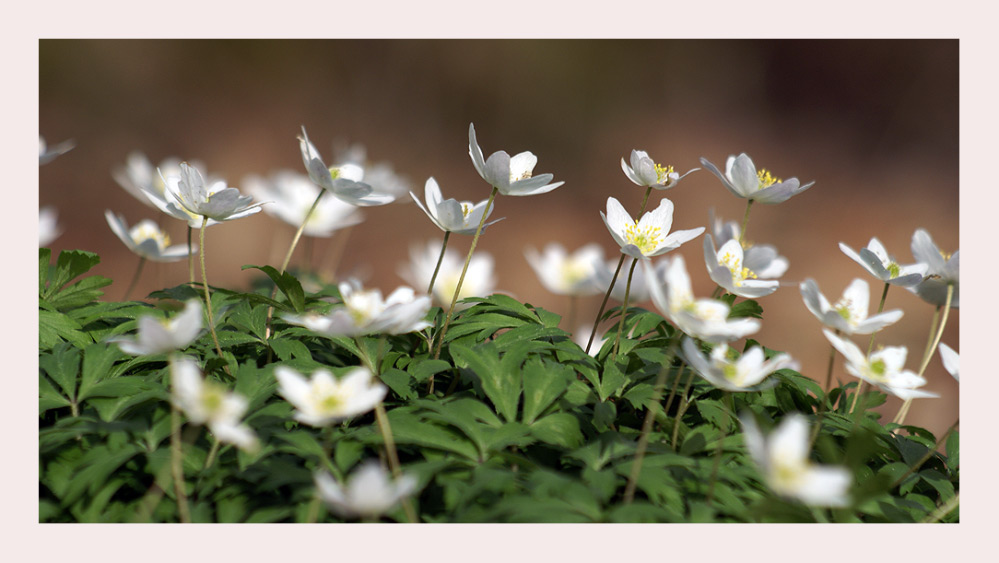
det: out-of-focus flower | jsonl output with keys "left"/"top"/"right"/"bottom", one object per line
{"left": 708, "top": 209, "right": 788, "bottom": 279}
{"left": 39, "top": 207, "right": 60, "bottom": 247}
{"left": 700, "top": 153, "right": 814, "bottom": 204}
{"left": 740, "top": 413, "right": 851, "bottom": 507}
{"left": 938, "top": 342, "right": 959, "bottom": 382}
{"left": 410, "top": 177, "right": 502, "bottom": 235}
{"left": 171, "top": 357, "right": 258, "bottom": 452}
{"left": 703, "top": 235, "right": 780, "bottom": 298}
{"left": 620, "top": 149, "right": 698, "bottom": 190}
{"left": 468, "top": 123, "right": 564, "bottom": 196}
{"left": 525, "top": 243, "right": 604, "bottom": 297}
{"left": 104, "top": 210, "right": 194, "bottom": 262}
{"left": 283, "top": 280, "right": 431, "bottom": 336}
{"left": 111, "top": 300, "right": 203, "bottom": 355}
{"left": 314, "top": 462, "right": 418, "bottom": 519}
{"left": 838, "top": 237, "right": 927, "bottom": 287}
{"left": 592, "top": 257, "right": 666, "bottom": 303}
{"left": 243, "top": 170, "right": 364, "bottom": 237}
{"left": 275, "top": 366, "right": 386, "bottom": 427}
{"left": 39, "top": 136, "right": 74, "bottom": 165}
{"left": 601, "top": 196, "right": 704, "bottom": 260}
{"left": 332, "top": 141, "right": 413, "bottom": 202}
{"left": 800, "top": 278, "right": 903, "bottom": 335}
{"left": 574, "top": 325, "right": 603, "bottom": 357}
{"left": 824, "top": 329, "right": 939, "bottom": 400}
{"left": 647, "top": 255, "right": 760, "bottom": 343}
{"left": 682, "top": 338, "right": 797, "bottom": 392}
{"left": 113, "top": 152, "right": 208, "bottom": 209}
{"left": 299, "top": 127, "right": 395, "bottom": 207}
{"left": 908, "top": 228, "right": 959, "bottom": 308}
{"left": 398, "top": 240, "right": 495, "bottom": 308}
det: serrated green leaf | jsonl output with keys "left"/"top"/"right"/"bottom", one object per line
{"left": 380, "top": 368, "right": 417, "bottom": 401}
{"left": 531, "top": 412, "right": 583, "bottom": 449}
{"left": 597, "top": 359, "right": 627, "bottom": 402}
{"left": 242, "top": 265, "right": 305, "bottom": 313}
{"left": 451, "top": 343, "right": 520, "bottom": 422}
{"left": 48, "top": 275, "right": 112, "bottom": 310}
{"left": 521, "top": 358, "right": 571, "bottom": 425}
{"left": 77, "top": 342, "right": 125, "bottom": 401}
{"left": 39, "top": 308, "right": 92, "bottom": 349}
{"left": 39, "top": 344, "right": 80, "bottom": 402}
{"left": 42, "top": 249, "right": 101, "bottom": 300}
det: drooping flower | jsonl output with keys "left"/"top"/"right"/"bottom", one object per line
{"left": 467, "top": 123, "right": 564, "bottom": 196}
{"left": 703, "top": 234, "right": 780, "bottom": 298}
{"left": 171, "top": 357, "right": 258, "bottom": 452}
{"left": 524, "top": 243, "right": 604, "bottom": 297}
{"left": 700, "top": 153, "right": 814, "bottom": 204}
{"left": 620, "top": 150, "right": 698, "bottom": 190}
{"left": 111, "top": 300, "right": 203, "bottom": 355}
{"left": 838, "top": 237, "right": 927, "bottom": 287}
{"left": 682, "top": 338, "right": 798, "bottom": 392}
{"left": 938, "top": 343, "right": 959, "bottom": 382}
{"left": 105, "top": 210, "right": 194, "bottom": 262}
{"left": 410, "top": 177, "right": 502, "bottom": 235}
{"left": 708, "top": 209, "right": 788, "bottom": 279}
{"left": 39, "top": 136, "right": 74, "bottom": 165}
{"left": 823, "top": 329, "right": 939, "bottom": 400}
{"left": 647, "top": 255, "right": 760, "bottom": 343}
{"left": 243, "top": 170, "right": 364, "bottom": 237}
{"left": 601, "top": 196, "right": 704, "bottom": 260}
{"left": 398, "top": 240, "right": 496, "bottom": 308}
{"left": 39, "top": 207, "right": 61, "bottom": 247}
{"left": 283, "top": 280, "right": 431, "bottom": 336}
{"left": 299, "top": 127, "right": 395, "bottom": 207}
{"left": 800, "top": 278, "right": 903, "bottom": 334}
{"left": 740, "top": 413, "right": 851, "bottom": 507}
{"left": 314, "top": 462, "right": 418, "bottom": 519}
{"left": 908, "top": 228, "right": 959, "bottom": 308}
{"left": 275, "top": 366, "right": 387, "bottom": 427}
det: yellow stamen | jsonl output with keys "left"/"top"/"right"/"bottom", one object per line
{"left": 624, "top": 221, "right": 663, "bottom": 255}
{"left": 719, "top": 251, "right": 757, "bottom": 286}
{"left": 654, "top": 163, "right": 675, "bottom": 185}
{"left": 757, "top": 169, "right": 782, "bottom": 190}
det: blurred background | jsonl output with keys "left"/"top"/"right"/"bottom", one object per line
{"left": 38, "top": 40, "right": 958, "bottom": 436}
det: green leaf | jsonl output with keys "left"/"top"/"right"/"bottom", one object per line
{"left": 530, "top": 412, "right": 583, "bottom": 449}
{"left": 407, "top": 359, "right": 452, "bottom": 383}
{"left": 380, "top": 368, "right": 417, "bottom": 401}
{"left": 268, "top": 337, "right": 313, "bottom": 362}
{"left": 384, "top": 410, "right": 480, "bottom": 460}
{"left": 521, "top": 358, "right": 571, "bottom": 425}
{"left": 946, "top": 430, "right": 959, "bottom": 470}
{"left": 39, "top": 308, "right": 92, "bottom": 349}
{"left": 77, "top": 343, "right": 126, "bottom": 401}
{"left": 450, "top": 342, "right": 520, "bottom": 422}
{"left": 242, "top": 265, "right": 305, "bottom": 313}
{"left": 48, "top": 275, "right": 112, "bottom": 310}
{"left": 39, "top": 344, "right": 80, "bottom": 403}
{"left": 729, "top": 298, "right": 764, "bottom": 319}
{"left": 597, "top": 359, "right": 628, "bottom": 402}
{"left": 41, "top": 249, "right": 101, "bottom": 299}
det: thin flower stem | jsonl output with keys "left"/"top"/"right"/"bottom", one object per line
{"left": 739, "top": 199, "right": 754, "bottom": 246}
{"left": 123, "top": 257, "right": 146, "bottom": 301}
{"left": 374, "top": 403, "right": 417, "bottom": 523}
{"left": 612, "top": 258, "right": 640, "bottom": 357}
{"left": 921, "top": 492, "right": 959, "bottom": 523}
{"left": 810, "top": 340, "right": 839, "bottom": 447}
{"left": 202, "top": 439, "right": 220, "bottom": 472}
{"left": 198, "top": 217, "right": 230, "bottom": 376}
{"left": 585, "top": 187, "right": 654, "bottom": 354}
{"left": 661, "top": 361, "right": 687, "bottom": 422}
{"left": 823, "top": 335, "right": 838, "bottom": 392}
{"left": 623, "top": 337, "right": 680, "bottom": 504}
{"left": 895, "top": 284, "right": 954, "bottom": 426}
{"left": 670, "top": 367, "right": 698, "bottom": 450}
{"left": 170, "top": 404, "right": 191, "bottom": 523}
{"left": 851, "top": 283, "right": 891, "bottom": 414}
{"left": 187, "top": 226, "right": 195, "bottom": 285}
{"left": 706, "top": 392, "right": 735, "bottom": 503}
{"left": 711, "top": 285, "right": 725, "bottom": 299}
{"left": 433, "top": 186, "right": 498, "bottom": 359}
{"left": 427, "top": 231, "right": 451, "bottom": 296}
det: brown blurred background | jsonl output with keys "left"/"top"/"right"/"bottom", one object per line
{"left": 39, "top": 40, "right": 958, "bottom": 436}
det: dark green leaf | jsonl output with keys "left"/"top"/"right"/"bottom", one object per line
{"left": 242, "top": 265, "right": 305, "bottom": 313}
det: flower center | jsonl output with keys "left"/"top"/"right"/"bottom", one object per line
{"left": 130, "top": 222, "right": 171, "bottom": 251}
{"left": 940, "top": 249, "right": 952, "bottom": 261}
{"left": 461, "top": 203, "right": 472, "bottom": 218}
{"left": 327, "top": 167, "right": 342, "bottom": 179}
{"left": 654, "top": 163, "right": 675, "bottom": 185}
{"left": 199, "top": 383, "right": 226, "bottom": 415}
{"left": 719, "top": 251, "right": 757, "bottom": 286}
{"left": 721, "top": 363, "right": 739, "bottom": 381}
{"left": 345, "top": 291, "right": 384, "bottom": 325}
{"left": 833, "top": 298, "right": 855, "bottom": 323}
{"left": 560, "top": 260, "right": 591, "bottom": 288}
{"left": 887, "top": 262, "right": 901, "bottom": 279}
{"left": 625, "top": 222, "right": 663, "bottom": 255}
{"left": 512, "top": 170, "right": 532, "bottom": 182}
{"left": 319, "top": 393, "right": 344, "bottom": 413}
{"left": 756, "top": 169, "right": 782, "bottom": 190}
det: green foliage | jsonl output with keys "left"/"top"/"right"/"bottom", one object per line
{"left": 38, "top": 253, "right": 959, "bottom": 523}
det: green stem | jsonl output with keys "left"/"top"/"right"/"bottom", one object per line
{"left": 706, "top": 392, "right": 734, "bottom": 503}
{"left": 895, "top": 284, "right": 954, "bottom": 426}
{"left": 810, "top": 340, "right": 838, "bottom": 448}
{"left": 198, "top": 217, "right": 229, "bottom": 376}
{"left": 670, "top": 367, "right": 698, "bottom": 450}
{"left": 585, "top": 254, "right": 625, "bottom": 354}
{"left": 739, "top": 199, "right": 754, "bottom": 246}
{"left": 427, "top": 231, "right": 451, "bottom": 297}
{"left": 612, "top": 258, "right": 640, "bottom": 357}
{"left": 187, "top": 226, "right": 195, "bottom": 286}
{"left": 374, "top": 403, "right": 417, "bottom": 523}
{"left": 433, "top": 186, "right": 499, "bottom": 359}
{"left": 852, "top": 283, "right": 891, "bottom": 415}
{"left": 124, "top": 257, "right": 146, "bottom": 301}
{"left": 202, "top": 439, "right": 220, "bottom": 472}
{"left": 170, "top": 404, "right": 191, "bottom": 523}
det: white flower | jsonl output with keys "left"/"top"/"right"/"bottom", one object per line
{"left": 299, "top": 127, "right": 395, "bottom": 207}
{"left": 275, "top": 366, "right": 387, "bottom": 427}
{"left": 243, "top": 170, "right": 364, "bottom": 237}
{"left": 682, "top": 338, "right": 798, "bottom": 392}
{"left": 823, "top": 329, "right": 940, "bottom": 400}
{"left": 283, "top": 280, "right": 431, "bottom": 336}
{"left": 113, "top": 152, "right": 209, "bottom": 209}
{"left": 164, "top": 163, "right": 264, "bottom": 223}
{"left": 601, "top": 196, "right": 704, "bottom": 260}
{"left": 105, "top": 210, "right": 194, "bottom": 262}
{"left": 39, "top": 207, "right": 61, "bottom": 247}
{"left": 740, "top": 413, "right": 851, "bottom": 507}
{"left": 938, "top": 343, "right": 959, "bottom": 382}
{"left": 524, "top": 243, "right": 604, "bottom": 297}
{"left": 314, "top": 462, "right": 418, "bottom": 519}
{"left": 592, "top": 258, "right": 666, "bottom": 303}
{"left": 703, "top": 235, "right": 780, "bottom": 298}
{"left": 111, "top": 300, "right": 203, "bottom": 355}
{"left": 467, "top": 123, "right": 564, "bottom": 196}
{"left": 171, "top": 357, "right": 258, "bottom": 452}
{"left": 574, "top": 325, "right": 603, "bottom": 357}
{"left": 398, "top": 240, "right": 496, "bottom": 308}
{"left": 332, "top": 141, "right": 413, "bottom": 202}
{"left": 39, "top": 136, "right": 74, "bottom": 165}
{"left": 621, "top": 149, "right": 698, "bottom": 190}
{"left": 838, "top": 237, "right": 927, "bottom": 287}
{"left": 700, "top": 153, "right": 814, "bottom": 204}
{"left": 410, "top": 177, "right": 502, "bottom": 235}
{"left": 647, "top": 255, "right": 760, "bottom": 343}
{"left": 708, "top": 209, "right": 788, "bottom": 279}
{"left": 908, "top": 228, "right": 959, "bottom": 308}
{"left": 800, "top": 278, "right": 903, "bottom": 335}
